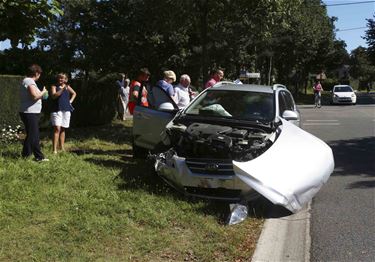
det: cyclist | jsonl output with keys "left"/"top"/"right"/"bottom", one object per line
{"left": 313, "top": 80, "right": 323, "bottom": 108}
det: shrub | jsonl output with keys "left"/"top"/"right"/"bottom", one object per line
{"left": 0, "top": 75, "right": 23, "bottom": 128}
{"left": 0, "top": 74, "right": 118, "bottom": 130}
{"left": 41, "top": 73, "right": 118, "bottom": 127}
{"left": 322, "top": 78, "right": 339, "bottom": 91}
{"left": 70, "top": 75, "right": 118, "bottom": 127}
{"left": 0, "top": 124, "right": 22, "bottom": 145}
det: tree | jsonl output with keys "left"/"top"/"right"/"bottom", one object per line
{"left": 30, "top": 0, "right": 339, "bottom": 91}
{"left": 364, "top": 15, "right": 375, "bottom": 65}
{"left": 350, "top": 46, "right": 375, "bottom": 86}
{"left": 270, "top": 0, "right": 336, "bottom": 93}
{"left": 0, "top": 0, "right": 62, "bottom": 48}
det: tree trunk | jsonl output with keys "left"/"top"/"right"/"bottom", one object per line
{"left": 200, "top": 0, "right": 209, "bottom": 89}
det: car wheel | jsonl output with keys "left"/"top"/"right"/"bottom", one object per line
{"left": 132, "top": 140, "right": 148, "bottom": 159}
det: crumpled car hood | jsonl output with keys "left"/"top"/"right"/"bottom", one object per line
{"left": 233, "top": 118, "right": 334, "bottom": 212}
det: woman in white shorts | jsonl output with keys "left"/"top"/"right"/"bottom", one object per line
{"left": 51, "top": 73, "right": 76, "bottom": 154}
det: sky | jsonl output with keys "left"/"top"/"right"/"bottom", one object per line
{"left": 323, "top": 0, "right": 375, "bottom": 52}
{"left": 1, "top": 1, "right": 374, "bottom": 53}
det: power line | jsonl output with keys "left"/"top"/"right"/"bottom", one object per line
{"left": 336, "top": 26, "right": 367, "bottom": 31}
{"left": 324, "top": 1, "right": 375, "bottom": 7}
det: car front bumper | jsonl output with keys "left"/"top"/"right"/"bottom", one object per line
{"left": 332, "top": 96, "right": 356, "bottom": 104}
{"left": 154, "top": 153, "right": 259, "bottom": 201}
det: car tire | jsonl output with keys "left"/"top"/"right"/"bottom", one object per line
{"left": 132, "top": 140, "right": 148, "bottom": 159}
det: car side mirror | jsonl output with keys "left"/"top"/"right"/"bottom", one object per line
{"left": 282, "top": 110, "right": 298, "bottom": 121}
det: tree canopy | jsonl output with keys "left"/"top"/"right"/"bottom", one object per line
{"left": 1, "top": 0, "right": 350, "bottom": 90}
{"left": 364, "top": 15, "right": 375, "bottom": 65}
{"left": 0, "top": 0, "right": 62, "bottom": 48}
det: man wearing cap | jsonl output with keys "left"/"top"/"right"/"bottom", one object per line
{"left": 152, "top": 70, "right": 177, "bottom": 110}
{"left": 128, "top": 68, "right": 150, "bottom": 115}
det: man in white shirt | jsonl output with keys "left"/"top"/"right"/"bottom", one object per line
{"left": 174, "top": 74, "right": 192, "bottom": 109}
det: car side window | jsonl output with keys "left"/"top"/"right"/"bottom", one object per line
{"left": 283, "top": 92, "right": 295, "bottom": 111}
{"left": 278, "top": 92, "right": 287, "bottom": 115}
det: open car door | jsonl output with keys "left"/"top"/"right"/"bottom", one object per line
{"left": 133, "top": 86, "right": 179, "bottom": 151}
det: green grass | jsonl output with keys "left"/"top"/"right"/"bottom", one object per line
{"left": 0, "top": 120, "right": 263, "bottom": 261}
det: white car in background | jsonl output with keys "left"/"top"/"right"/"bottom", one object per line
{"left": 331, "top": 85, "right": 357, "bottom": 105}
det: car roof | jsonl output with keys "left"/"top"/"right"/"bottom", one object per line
{"left": 210, "top": 83, "right": 275, "bottom": 94}
{"left": 333, "top": 85, "right": 352, "bottom": 88}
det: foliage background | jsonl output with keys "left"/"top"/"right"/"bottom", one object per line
{"left": 0, "top": 75, "right": 118, "bottom": 129}
{"left": 0, "top": 75, "right": 22, "bottom": 127}
{"left": 0, "top": 1, "right": 374, "bottom": 127}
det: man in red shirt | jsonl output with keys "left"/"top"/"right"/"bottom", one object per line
{"left": 204, "top": 69, "right": 224, "bottom": 89}
{"left": 128, "top": 68, "right": 150, "bottom": 115}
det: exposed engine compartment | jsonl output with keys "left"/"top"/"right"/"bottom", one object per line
{"left": 166, "top": 122, "right": 276, "bottom": 162}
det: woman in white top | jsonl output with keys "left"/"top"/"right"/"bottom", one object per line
{"left": 19, "top": 64, "right": 49, "bottom": 161}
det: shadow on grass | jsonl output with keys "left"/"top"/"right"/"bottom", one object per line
{"left": 83, "top": 151, "right": 278, "bottom": 222}
{"left": 114, "top": 156, "right": 287, "bottom": 221}
{"left": 0, "top": 149, "right": 20, "bottom": 159}
{"left": 64, "top": 118, "right": 290, "bottom": 221}
{"left": 71, "top": 148, "right": 133, "bottom": 157}
{"left": 63, "top": 121, "right": 133, "bottom": 144}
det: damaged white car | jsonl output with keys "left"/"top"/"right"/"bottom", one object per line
{"left": 133, "top": 83, "right": 334, "bottom": 213}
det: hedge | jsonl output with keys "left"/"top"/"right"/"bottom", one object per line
{"left": 65, "top": 75, "right": 118, "bottom": 127}
{"left": 0, "top": 74, "right": 118, "bottom": 130}
{"left": 0, "top": 75, "right": 23, "bottom": 128}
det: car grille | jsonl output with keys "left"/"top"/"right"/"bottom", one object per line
{"left": 338, "top": 97, "right": 352, "bottom": 102}
{"left": 185, "top": 158, "right": 235, "bottom": 176}
{"left": 184, "top": 187, "right": 242, "bottom": 199}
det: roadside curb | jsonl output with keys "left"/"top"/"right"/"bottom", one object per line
{"left": 251, "top": 202, "right": 311, "bottom": 262}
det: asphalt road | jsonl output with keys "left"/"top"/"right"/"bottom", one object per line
{"left": 299, "top": 97, "right": 375, "bottom": 261}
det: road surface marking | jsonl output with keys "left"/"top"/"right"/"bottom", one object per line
{"left": 305, "top": 120, "right": 339, "bottom": 122}
{"left": 303, "top": 123, "right": 340, "bottom": 126}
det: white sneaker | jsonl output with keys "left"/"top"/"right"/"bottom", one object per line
{"left": 36, "top": 158, "right": 49, "bottom": 162}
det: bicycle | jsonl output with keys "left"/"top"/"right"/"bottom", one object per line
{"left": 314, "top": 91, "right": 321, "bottom": 108}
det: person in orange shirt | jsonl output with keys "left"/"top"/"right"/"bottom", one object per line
{"left": 128, "top": 68, "right": 151, "bottom": 115}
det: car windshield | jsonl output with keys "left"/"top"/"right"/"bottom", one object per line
{"left": 185, "top": 90, "right": 274, "bottom": 122}
{"left": 334, "top": 86, "right": 353, "bottom": 92}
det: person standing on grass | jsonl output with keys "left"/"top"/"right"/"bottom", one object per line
{"left": 116, "top": 73, "right": 130, "bottom": 120}
{"left": 128, "top": 68, "right": 150, "bottom": 115}
{"left": 19, "top": 64, "right": 49, "bottom": 162}
{"left": 50, "top": 73, "right": 77, "bottom": 154}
